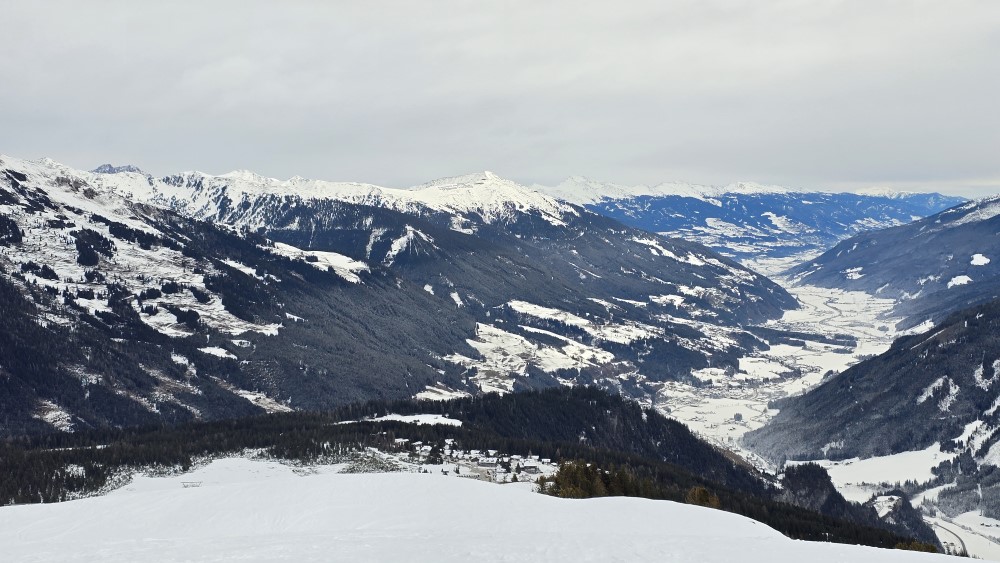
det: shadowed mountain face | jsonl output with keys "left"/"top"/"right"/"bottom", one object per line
{"left": 787, "top": 196, "right": 1000, "bottom": 329}
{"left": 0, "top": 156, "right": 796, "bottom": 436}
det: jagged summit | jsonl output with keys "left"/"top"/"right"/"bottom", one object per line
{"left": 92, "top": 163, "right": 147, "bottom": 175}
{"left": 853, "top": 186, "right": 916, "bottom": 198}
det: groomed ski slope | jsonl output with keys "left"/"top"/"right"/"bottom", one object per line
{"left": 0, "top": 458, "right": 953, "bottom": 562}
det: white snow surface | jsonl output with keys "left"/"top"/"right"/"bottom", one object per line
{"left": 32, "top": 400, "right": 75, "bottom": 432}
{"left": 939, "top": 195, "right": 1000, "bottom": 230}
{"left": 83, "top": 158, "right": 581, "bottom": 230}
{"left": 444, "top": 323, "right": 615, "bottom": 394}
{"left": 972, "top": 254, "right": 991, "bottom": 266}
{"left": 803, "top": 443, "right": 958, "bottom": 502}
{"left": 658, "top": 283, "right": 899, "bottom": 470}
{"left": 871, "top": 495, "right": 902, "bottom": 518}
{"left": 0, "top": 154, "right": 283, "bottom": 340}
{"left": 0, "top": 457, "right": 958, "bottom": 563}
{"left": 507, "top": 299, "right": 660, "bottom": 344}
{"left": 361, "top": 413, "right": 463, "bottom": 426}
{"left": 2, "top": 157, "right": 583, "bottom": 241}
{"left": 948, "top": 275, "right": 973, "bottom": 288}
{"left": 197, "top": 346, "right": 237, "bottom": 360}
{"left": 917, "top": 376, "right": 948, "bottom": 405}
{"left": 269, "top": 242, "right": 369, "bottom": 283}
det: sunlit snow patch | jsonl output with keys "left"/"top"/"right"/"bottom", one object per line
{"left": 356, "top": 414, "right": 463, "bottom": 427}
{"left": 32, "top": 400, "right": 75, "bottom": 432}
{"left": 841, "top": 267, "right": 864, "bottom": 280}
{"left": 198, "top": 347, "right": 237, "bottom": 359}
{"left": 414, "top": 384, "right": 471, "bottom": 401}
{"left": 383, "top": 225, "right": 436, "bottom": 266}
{"left": 444, "top": 323, "right": 615, "bottom": 394}
{"left": 947, "top": 275, "right": 972, "bottom": 288}
{"left": 270, "top": 242, "right": 369, "bottom": 283}
{"left": 507, "top": 300, "right": 660, "bottom": 344}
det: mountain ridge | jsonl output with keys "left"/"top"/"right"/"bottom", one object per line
{"left": 0, "top": 153, "right": 796, "bottom": 436}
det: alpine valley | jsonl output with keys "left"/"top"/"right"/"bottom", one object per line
{"left": 747, "top": 199, "right": 1000, "bottom": 559}
{"left": 0, "top": 154, "right": 803, "bottom": 436}
{"left": 1, "top": 152, "right": 992, "bottom": 559}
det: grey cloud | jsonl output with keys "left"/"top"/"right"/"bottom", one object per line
{"left": 1, "top": 0, "right": 998, "bottom": 195}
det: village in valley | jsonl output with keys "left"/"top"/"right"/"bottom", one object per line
{"left": 395, "top": 437, "right": 556, "bottom": 485}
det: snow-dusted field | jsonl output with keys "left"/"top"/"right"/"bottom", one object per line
{"left": 806, "top": 432, "right": 1000, "bottom": 560}
{"left": 926, "top": 514, "right": 1000, "bottom": 560}
{"left": 0, "top": 458, "right": 957, "bottom": 563}
{"left": 795, "top": 444, "right": 959, "bottom": 504}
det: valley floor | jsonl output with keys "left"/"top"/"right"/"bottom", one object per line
{"left": 678, "top": 266, "right": 1000, "bottom": 561}
{"left": 654, "top": 282, "right": 899, "bottom": 470}
{"left": 0, "top": 457, "right": 958, "bottom": 563}
{"left": 655, "top": 273, "right": 1000, "bottom": 559}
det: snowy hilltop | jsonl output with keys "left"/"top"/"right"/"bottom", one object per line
{"left": 0, "top": 457, "right": 960, "bottom": 562}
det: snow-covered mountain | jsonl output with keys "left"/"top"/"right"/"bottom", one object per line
{"left": 0, "top": 154, "right": 798, "bottom": 435}
{"left": 91, "top": 163, "right": 147, "bottom": 175}
{"left": 535, "top": 177, "right": 965, "bottom": 268}
{"left": 787, "top": 195, "right": 1000, "bottom": 329}
{"left": 0, "top": 458, "right": 957, "bottom": 563}
{"left": 91, "top": 167, "right": 578, "bottom": 231}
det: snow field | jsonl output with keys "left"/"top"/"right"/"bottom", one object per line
{"left": 0, "top": 458, "right": 960, "bottom": 563}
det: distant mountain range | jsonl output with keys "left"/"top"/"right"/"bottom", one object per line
{"left": 534, "top": 177, "right": 965, "bottom": 267}
{"left": 0, "top": 155, "right": 796, "bottom": 435}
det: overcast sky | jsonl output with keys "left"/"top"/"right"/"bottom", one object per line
{"left": 3, "top": 1, "right": 998, "bottom": 195}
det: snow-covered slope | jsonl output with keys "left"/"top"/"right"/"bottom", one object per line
{"left": 75, "top": 156, "right": 798, "bottom": 387}
{"left": 536, "top": 177, "right": 965, "bottom": 271}
{"left": 0, "top": 457, "right": 954, "bottom": 562}
{"left": 0, "top": 154, "right": 491, "bottom": 434}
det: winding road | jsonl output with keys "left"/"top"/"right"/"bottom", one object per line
{"left": 932, "top": 520, "right": 968, "bottom": 556}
